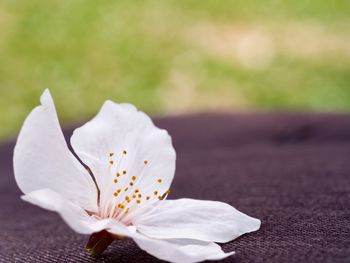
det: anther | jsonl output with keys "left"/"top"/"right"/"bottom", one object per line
{"left": 157, "top": 179, "right": 162, "bottom": 183}
{"left": 132, "top": 176, "right": 136, "bottom": 181}
{"left": 132, "top": 194, "right": 136, "bottom": 198}
{"left": 116, "top": 173, "right": 120, "bottom": 177}
{"left": 109, "top": 160, "right": 114, "bottom": 165}
{"left": 114, "top": 179, "right": 118, "bottom": 183}
{"left": 109, "top": 153, "right": 114, "bottom": 157}
{"left": 124, "top": 187, "right": 129, "bottom": 191}
{"left": 146, "top": 196, "right": 150, "bottom": 200}
{"left": 161, "top": 190, "right": 170, "bottom": 200}
{"left": 129, "top": 182, "right": 134, "bottom": 186}
{"left": 117, "top": 189, "right": 122, "bottom": 193}
{"left": 135, "top": 189, "right": 139, "bottom": 193}
{"left": 123, "top": 170, "right": 127, "bottom": 175}
{"left": 144, "top": 160, "right": 148, "bottom": 165}
{"left": 123, "top": 150, "right": 127, "bottom": 155}
{"left": 136, "top": 199, "right": 141, "bottom": 204}
{"left": 154, "top": 191, "right": 158, "bottom": 195}
{"left": 113, "top": 192, "right": 118, "bottom": 197}
{"left": 138, "top": 194, "right": 142, "bottom": 198}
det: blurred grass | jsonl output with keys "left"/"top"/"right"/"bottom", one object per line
{"left": 0, "top": 0, "right": 350, "bottom": 141}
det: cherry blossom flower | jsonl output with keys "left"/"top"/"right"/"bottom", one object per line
{"left": 13, "top": 89, "right": 260, "bottom": 263}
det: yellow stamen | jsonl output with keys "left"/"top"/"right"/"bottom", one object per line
{"left": 161, "top": 189, "right": 171, "bottom": 200}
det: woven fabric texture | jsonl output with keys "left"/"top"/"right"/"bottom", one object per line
{"left": 1, "top": 113, "right": 349, "bottom": 263}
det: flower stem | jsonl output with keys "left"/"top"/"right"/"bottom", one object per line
{"left": 86, "top": 230, "right": 114, "bottom": 255}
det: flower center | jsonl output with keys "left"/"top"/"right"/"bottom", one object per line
{"left": 101, "top": 149, "right": 169, "bottom": 222}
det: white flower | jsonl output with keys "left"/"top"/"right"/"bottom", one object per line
{"left": 13, "top": 89, "right": 260, "bottom": 263}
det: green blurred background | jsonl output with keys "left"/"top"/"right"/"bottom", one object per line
{"left": 1, "top": 0, "right": 350, "bottom": 141}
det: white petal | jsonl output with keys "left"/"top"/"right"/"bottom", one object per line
{"left": 70, "top": 101, "right": 176, "bottom": 216}
{"left": 22, "top": 188, "right": 131, "bottom": 236}
{"left": 13, "top": 89, "right": 98, "bottom": 212}
{"left": 134, "top": 198, "right": 261, "bottom": 243}
{"left": 131, "top": 234, "right": 234, "bottom": 263}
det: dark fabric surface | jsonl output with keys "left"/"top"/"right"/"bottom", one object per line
{"left": 1, "top": 113, "right": 350, "bottom": 263}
